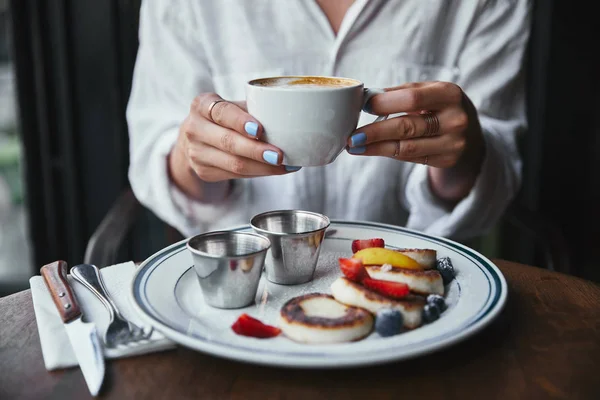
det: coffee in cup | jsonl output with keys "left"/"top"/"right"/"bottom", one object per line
{"left": 251, "top": 76, "right": 359, "bottom": 89}
{"left": 246, "top": 75, "right": 387, "bottom": 167}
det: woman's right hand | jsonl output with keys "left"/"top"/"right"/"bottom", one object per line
{"left": 169, "top": 93, "right": 298, "bottom": 200}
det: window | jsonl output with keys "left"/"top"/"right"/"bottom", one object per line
{"left": 0, "top": 0, "right": 33, "bottom": 295}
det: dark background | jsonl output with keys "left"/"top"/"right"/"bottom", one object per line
{"left": 6, "top": 0, "right": 600, "bottom": 289}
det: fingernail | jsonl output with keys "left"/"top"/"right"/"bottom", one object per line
{"left": 262, "top": 150, "right": 279, "bottom": 165}
{"left": 285, "top": 166, "right": 302, "bottom": 172}
{"left": 245, "top": 121, "right": 258, "bottom": 137}
{"left": 350, "top": 132, "right": 367, "bottom": 147}
{"left": 348, "top": 146, "right": 366, "bottom": 155}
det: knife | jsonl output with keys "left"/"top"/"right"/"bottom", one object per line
{"left": 41, "top": 260, "right": 105, "bottom": 396}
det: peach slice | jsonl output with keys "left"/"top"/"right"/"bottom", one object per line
{"left": 352, "top": 247, "right": 423, "bottom": 270}
{"left": 395, "top": 248, "right": 437, "bottom": 269}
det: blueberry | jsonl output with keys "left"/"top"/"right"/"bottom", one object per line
{"left": 427, "top": 294, "right": 447, "bottom": 313}
{"left": 375, "top": 308, "right": 403, "bottom": 337}
{"left": 436, "top": 257, "right": 455, "bottom": 284}
{"left": 422, "top": 304, "right": 440, "bottom": 324}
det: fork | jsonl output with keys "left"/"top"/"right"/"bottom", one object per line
{"left": 70, "top": 263, "right": 152, "bottom": 348}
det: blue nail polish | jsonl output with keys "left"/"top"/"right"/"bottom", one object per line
{"left": 348, "top": 146, "right": 366, "bottom": 155}
{"left": 350, "top": 132, "right": 367, "bottom": 147}
{"left": 245, "top": 121, "right": 258, "bottom": 137}
{"left": 263, "top": 150, "right": 279, "bottom": 165}
{"left": 285, "top": 166, "right": 302, "bottom": 172}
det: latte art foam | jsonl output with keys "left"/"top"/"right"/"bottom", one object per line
{"left": 251, "top": 76, "right": 360, "bottom": 89}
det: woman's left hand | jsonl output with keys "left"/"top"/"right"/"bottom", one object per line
{"left": 347, "top": 81, "right": 486, "bottom": 203}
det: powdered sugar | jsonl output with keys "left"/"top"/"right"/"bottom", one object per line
{"left": 380, "top": 263, "right": 393, "bottom": 272}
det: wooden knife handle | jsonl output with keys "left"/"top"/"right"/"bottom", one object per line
{"left": 41, "top": 260, "right": 82, "bottom": 323}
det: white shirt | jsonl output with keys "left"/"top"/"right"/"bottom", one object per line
{"left": 126, "top": 0, "right": 531, "bottom": 240}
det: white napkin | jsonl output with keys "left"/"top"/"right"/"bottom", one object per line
{"left": 30, "top": 261, "right": 176, "bottom": 371}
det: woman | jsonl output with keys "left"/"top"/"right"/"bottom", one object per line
{"left": 126, "top": 0, "right": 531, "bottom": 240}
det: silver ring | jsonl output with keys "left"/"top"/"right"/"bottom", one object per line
{"left": 207, "top": 100, "right": 227, "bottom": 122}
{"left": 422, "top": 112, "right": 440, "bottom": 137}
{"left": 393, "top": 141, "right": 400, "bottom": 158}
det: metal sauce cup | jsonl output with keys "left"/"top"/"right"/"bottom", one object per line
{"left": 187, "top": 231, "right": 271, "bottom": 309}
{"left": 250, "top": 210, "right": 330, "bottom": 285}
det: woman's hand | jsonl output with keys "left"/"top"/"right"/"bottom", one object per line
{"left": 346, "top": 81, "right": 486, "bottom": 204}
{"left": 169, "top": 93, "right": 298, "bottom": 201}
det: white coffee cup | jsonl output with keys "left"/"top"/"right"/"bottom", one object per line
{"left": 246, "top": 75, "right": 387, "bottom": 167}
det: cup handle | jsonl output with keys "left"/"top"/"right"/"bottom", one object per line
{"left": 363, "top": 88, "right": 389, "bottom": 123}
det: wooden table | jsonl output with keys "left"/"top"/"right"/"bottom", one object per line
{"left": 1, "top": 260, "right": 599, "bottom": 399}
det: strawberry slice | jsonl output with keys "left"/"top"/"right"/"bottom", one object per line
{"left": 231, "top": 314, "right": 281, "bottom": 338}
{"left": 351, "top": 238, "right": 385, "bottom": 253}
{"left": 362, "top": 278, "right": 410, "bottom": 299}
{"left": 339, "top": 257, "right": 369, "bottom": 282}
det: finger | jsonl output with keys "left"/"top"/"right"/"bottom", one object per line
{"left": 192, "top": 164, "right": 302, "bottom": 182}
{"left": 383, "top": 81, "right": 430, "bottom": 91}
{"left": 192, "top": 93, "right": 262, "bottom": 139}
{"left": 191, "top": 165, "right": 258, "bottom": 182}
{"left": 231, "top": 100, "right": 247, "bottom": 111}
{"left": 190, "top": 144, "right": 290, "bottom": 177}
{"left": 364, "top": 82, "right": 427, "bottom": 113}
{"left": 348, "top": 108, "right": 467, "bottom": 146}
{"left": 347, "top": 135, "right": 464, "bottom": 160}
{"left": 191, "top": 165, "right": 298, "bottom": 182}
{"left": 191, "top": 117, "right": 284, "bottom": 166}
{"left": 403, "top": 154, "right": 460, "bottom": 169}
{"left": 368, "top": 81, "right": 463, "bottom": 115}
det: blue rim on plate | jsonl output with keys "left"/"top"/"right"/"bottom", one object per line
{"left": 130, "top": 220, "right": 507, "bottom": 368}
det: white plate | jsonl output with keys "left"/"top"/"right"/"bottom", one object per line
{"left": 130, "top": 220, "right": 507, "bottom": 368}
